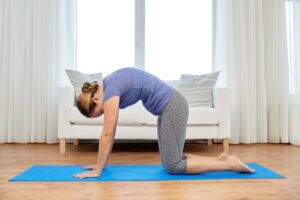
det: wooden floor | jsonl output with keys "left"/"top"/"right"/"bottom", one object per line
{"left": 0, "top": 142, "right": 299, "bottom": 200}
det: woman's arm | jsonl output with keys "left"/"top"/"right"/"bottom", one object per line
{"left": 74, "top": 96, "right": 119, "bottom": 178}
{"left": 95, "top": 96, "right": 120, "bottom": 173}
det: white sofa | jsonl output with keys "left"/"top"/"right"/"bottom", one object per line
{"left": 58, "top": 87, "right": 231, "bottom": 154}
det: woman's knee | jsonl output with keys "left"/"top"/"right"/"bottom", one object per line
{"left": 164, "top": 160, "right": 187, "bottom": 175}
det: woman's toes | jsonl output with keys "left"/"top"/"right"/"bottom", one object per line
{"left": 228, "top": 155, "right": 254, "bottom": 173}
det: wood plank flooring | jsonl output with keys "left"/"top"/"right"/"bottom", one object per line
{"left": 0, "top": 142, "right": 299, "bottom": 200}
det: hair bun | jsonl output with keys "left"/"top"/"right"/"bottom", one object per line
{"left": 82, "top": 82, "right": 91, "bottom": 93}
{"left": 81, "top": 81, "right": 99, "bottom": 95}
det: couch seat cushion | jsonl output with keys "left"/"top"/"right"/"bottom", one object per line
{"left": 144, "top": 107, "right": 219, "bottom": 125}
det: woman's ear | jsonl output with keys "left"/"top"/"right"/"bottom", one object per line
{"left": 92, "top": 96, "right": 99, "bottom": 103}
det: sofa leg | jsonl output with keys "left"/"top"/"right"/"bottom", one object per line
{"left": 60, "top": 138, "right": 66, "bottom": 155}
{"left": 73, "top": 139, "right": 79, "bottom": 146}
{"left": 223, "top": 138, "right": 229, "bottom": 153}
{"left": 207, "top": 139, "right": 213, "bottom": 146}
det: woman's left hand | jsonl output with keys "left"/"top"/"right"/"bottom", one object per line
{"left": 73, "top": 170, "right": 100, "bottom": 179}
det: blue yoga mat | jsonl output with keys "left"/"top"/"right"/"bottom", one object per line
{"left": 9, "top": 163, "right": 284, "bottom": 182}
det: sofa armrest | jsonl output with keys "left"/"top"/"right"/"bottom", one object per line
{"left": 213, "top": 88, "right": 231, "bottom": 139}
{"left": 58, "top": 87, "right": 74, "bottom": 139}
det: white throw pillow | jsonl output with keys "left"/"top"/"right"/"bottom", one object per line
{"left": 65, "top": 69, "right": 103, "bottom": 98}
{"left": 178, "top": 71, "right": 220, "bottom": 107}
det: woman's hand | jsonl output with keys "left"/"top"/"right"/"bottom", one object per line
{"left": 82, "top": 164, "right": 98, "bottom": 171}
{"left": 73, "top": 170, "right": 100, "bottom": 179}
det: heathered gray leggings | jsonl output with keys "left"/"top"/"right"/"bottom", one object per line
{"left": 157, "top": 89, "right": 189, "bottom": 174}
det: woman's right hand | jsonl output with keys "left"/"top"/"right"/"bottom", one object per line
{"left": 82, "top": 164, "right": 98, "bottom": 170}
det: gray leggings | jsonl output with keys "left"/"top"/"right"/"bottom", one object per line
{"left": 157, "top": 89, "right": 189, "bottom": 174}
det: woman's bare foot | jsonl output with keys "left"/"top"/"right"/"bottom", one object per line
{"left": 217, "top": 152, "right": 229, "bottom": 161}
{"left": 227, "top": 155, "right": 254, "bottom": 173}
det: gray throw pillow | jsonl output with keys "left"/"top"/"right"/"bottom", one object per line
{"left": 178, "top": 71, "right": 220, "bottom": 107}
{"left": 65, "top": 69, "right": 103, "bottom": 98}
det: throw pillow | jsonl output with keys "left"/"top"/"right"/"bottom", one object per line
{"left": 178, "top": 71, "right": 220, "bottom": 107}
{"left": 65, "top": 69, "right": 103, "bottom": 98}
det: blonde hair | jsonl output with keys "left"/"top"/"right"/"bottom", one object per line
{"left": 76, "top": 81, "right": 99, "bottom": 118}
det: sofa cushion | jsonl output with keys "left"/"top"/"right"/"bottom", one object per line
{"left": 179, "top": 71, "right": 220, "bottom": 107}
{"left": 69, "top": 103, "right": 145, "bottom": 125}
{"left": 65, "top": 69, "right": 103, "bottom": 98}
{"left": 144, "top": 107, "right": 219, "bottom": 125}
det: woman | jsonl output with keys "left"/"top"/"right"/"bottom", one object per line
{"left": 74, "top": 67, "right": 254, "bottom": 179}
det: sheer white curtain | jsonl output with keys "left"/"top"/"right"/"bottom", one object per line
{"left": 0, "top": 0, "right": 76, "bottom": 143}
{"left": 288, "top": 0, "right": 300, "bottom": 146}
{"left": 213, "top": 0, "right": 299, "bottom": 144}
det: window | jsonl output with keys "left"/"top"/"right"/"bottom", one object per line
{"left": 145, "top": 0, "right": 212, "bottom": 79}
{"left": 77, "top": 0, "right": 212, "bottom": 79}
{"left": 77, "top": 0, "right": 135, "bottom": 76}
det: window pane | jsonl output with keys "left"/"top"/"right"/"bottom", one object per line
{"left": 77, "top": 0, "right": 134, "bottom": 76}
{"left": 145, "top": 0, "right": 212, "bottom": 80}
